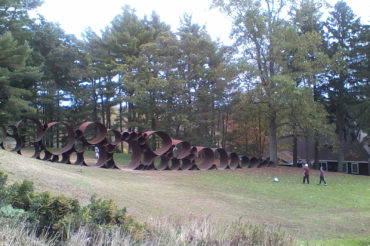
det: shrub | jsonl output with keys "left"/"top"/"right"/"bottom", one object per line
{"left": 0, "top": 170, "right": 8, "bottom": 206}
{"left": 29, "top": 191, "right": 80, "bottom": 232}
{"left": 0, "top": 169, "right": 7, "bottom": 189}
{"left": 0, "top": 204, "right": 26, "bottom": 218}
{"left": 87, "top": 194, "right": 116, "bottom": 225}
{"left": 4, "top": 180, "right": 34, "bottom": 210}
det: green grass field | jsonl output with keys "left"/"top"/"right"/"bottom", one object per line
{"left": 0, "top": 149, "right": 369, "bottom": 245}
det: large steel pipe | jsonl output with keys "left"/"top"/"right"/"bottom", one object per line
{"left": 181, "top": 157, "right": 197, "bottom": 170}
{"left": 42, "top": 122, "right": 75, "bottom": 156}
{"left": 155, "top": 156, "right": 171, "bottom": 170}
{"left": 95, "top": 144, "right": 119, "bottom": 169}
{"left": 170, "top": 158, "right": 181, "bottom": 170}
{"left": 194, "top": 146, "right": 215, "bottom": 170}
{"left": 140, "top": 131, "right": 172, "bottom": 156}
{"left": 72, "top": 138, "right": 89, "bottom": 165}
{"left": 228, "top": 152, "right": 239, "bottom": 169}
{"left": 126, "top": 142, "right": 144, "bottom": 170}
{"left": 6, "top": 125, "right": 22, "bottom": 153}
{"left": 122, "top": 132, "right": 141, "bottom": 143}
{"left": 15, "top": 118, "right": 44, "bottom": 142}
{"left": 213, "top": 148, "right": 229, "bottom": 170}
{"left": 240, "top": 155, "right": 249, "bottom": 168}
{"left": 257, "top": 159, "right": 268, "bottom": 168}
{"left": 248, "top": 157, "right": 259, "bottom": 168}
{"left": 102, "top": 129, "right": 122, "bottom": 168}
{"left": 76, "top": 122, "right": 107, "bottom": 145}
{"left": 172, "top": 139, "right": 192, "bottom": 159}
{"left": 141, "top": 146, "right": 157, "bottom": 168}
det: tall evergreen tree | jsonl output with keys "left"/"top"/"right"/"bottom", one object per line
{"left": 323, "top": 1, "right": 368, "bottom": 171}
{"left": 0, "top": 32, "right": 41, "bottom": 124}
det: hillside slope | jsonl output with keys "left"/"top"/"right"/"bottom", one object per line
{"left": 0, "top": 149, "right": 369, "bottom": 240}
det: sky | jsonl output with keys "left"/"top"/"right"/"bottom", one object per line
{"left": 33, "top": 0, "right": 369, "bottom": 44}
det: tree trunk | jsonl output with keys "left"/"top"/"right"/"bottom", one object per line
{"left": 337, "top": 127, "right": 345, "bottom": 172}
{"left": 305, "top": 134, "right": 311, "bottom": 165}
{"left": 222, "top": 111, "right": 229, "bottom": 149}
{"left": 151, "top": 117, "right": 156, "bottom": 131}
{"left": 128, "top": 102, "right": 134, "bottom": 132}
{"left": 258, "top": 113, "right": 263, "bottom": 158}
{"left": 92, "top": 80, "right": 98, "bottom": 122}
{"left": 119, "top": 102, "right": 124, "bottom": 152}
{"left": 313, "top": 135, "right": 319, "bottom": 169}
{"left": 293, "top": 134, "right": 298, "bottom": 167}
{"left": 269, "top": 111, "right": 278, "bottom": 164}
{"left": 100, "top": 95, "right": 105, "bottom": 126}
{"left": 106, "top": 102, "right": 111, "bottom": 129}
{"left": 337, "top": 107, "right": 345, "bottom": 172}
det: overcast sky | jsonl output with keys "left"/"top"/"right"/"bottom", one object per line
{"left": 33, "top": 0, "right": 369, "bottom": 44}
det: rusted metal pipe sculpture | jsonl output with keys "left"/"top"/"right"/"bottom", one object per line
{"left": 248, "top": 157, "right": 259, "bottom": 168}
{"left": 213, "top": 148, "right": 229, "bottom": 170}
{"left": 15, "top": 118, "right": 45, "bottom": 157}
{"left": 1, "top": 118, "right": 276, "bottom": 171}
{"left": 240, "top": 155, "right": 249, "bottom": 168}
{"left": 228, "top": 152, "right": 240, "bottom": 169}
{"left": 193, "top": 146, "right": 215, "bottom": 170}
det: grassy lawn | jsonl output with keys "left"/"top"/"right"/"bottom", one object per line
{"left": 0, "top": 149, "right": 369, "bottom": 245}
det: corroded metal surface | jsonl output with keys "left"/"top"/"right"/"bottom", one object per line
{"left": 194, "top": 146, "right": 215, "bottom": 170}
{"left": 228, "top": 152, "right": 240, "bottom": 169}
{"left": 1, "top": 119, "right": 275, "bottom": 171}
{"left": 213, "top": 148, "right": 229, "bottom": 170}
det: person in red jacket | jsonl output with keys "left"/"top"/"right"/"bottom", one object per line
{"left": 303, "top": 164, "right": 310, "bottom": 184}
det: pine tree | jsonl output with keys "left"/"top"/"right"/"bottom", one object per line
{"left": 0, "top": 32, "right": 41, "bottom": 124}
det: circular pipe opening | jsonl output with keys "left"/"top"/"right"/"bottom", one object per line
{"left": 144, "top": 131, "right": 172, "bottom": 156}
{"left": 240, "top": 155, "right": 249, "bottom": 168}
{"left": 213, "top": 148, "right": 229, "bottom": 169}
{"left": 172, "top": 140, "right": 191, "bottom": 159}
{"left": 42, "top": 122, "right": 75, "bottom": 155}
{"left": 228, "top": 152, "right": 239, "bottom": 169}
{"left": 77, "top": 122, "right": 107, "bottom": 145}
{"left": 194, "top": 147, "right": 215, "bottom": 170}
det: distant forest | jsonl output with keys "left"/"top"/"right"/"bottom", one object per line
{"left": 0, "top": 0, "right": 369, "bottom": 167}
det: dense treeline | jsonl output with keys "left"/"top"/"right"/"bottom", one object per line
{"left": 0, "top": 0, "right": 368, "bottom": 167}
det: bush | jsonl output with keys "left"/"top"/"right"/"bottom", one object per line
{"left": 29, "top": 191, "right": 80, "bottom": 232}
{"left": 0, "top": 169, "right": 7, "bottom": 189}
{"left": 4, "top": 180, "right": 34, "bottom": 210}
{"left": 0, "top": 204, "right": 26, "bottom": 218}
{"left": 87, "top": 194, "right": 116, "bottom": 225}
{"left": 0, "top": 170, "right": 8, "bottom": 206}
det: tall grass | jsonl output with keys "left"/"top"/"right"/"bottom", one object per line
{"left": 0, "top": 215, "right": 295, "bottom": 246}
{"left": 0, "top": 217, "right": 55, "bottom": 246}
{"left": 144, "top": 216, "right": 295, "bottom": 246}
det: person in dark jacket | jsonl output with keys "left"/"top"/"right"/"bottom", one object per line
{"left": 303, "top": 164, "right": 310, "bottom": 184}
{"left": 318, "top": 166, "right": 327, "bottom": 185}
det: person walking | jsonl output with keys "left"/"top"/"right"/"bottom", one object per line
{"left": 94, "top": 146, "right": 99, "bottom": 159}
{"left": 318, "top": 166, "right": 327, "bottom": 185}
{"left": 303, "top": 163, "right": 310, "bottom": 184}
